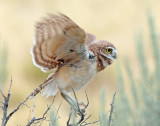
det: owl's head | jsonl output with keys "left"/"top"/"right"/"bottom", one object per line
{"left": 88, "top": 40, "right": 117, "bottom": 71}
{"left": 99, "top": 44, "right": 117, "bottom": 65}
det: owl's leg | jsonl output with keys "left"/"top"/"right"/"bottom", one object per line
{"left": 61, "top": 90, "right": 90, "bottom": 125}
{"left": 61, "top": 90, "right": 78, "bottom": 111}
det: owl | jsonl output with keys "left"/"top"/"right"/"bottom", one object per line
{"left": 31, "top": 13, "right": 117, "bottom": 112}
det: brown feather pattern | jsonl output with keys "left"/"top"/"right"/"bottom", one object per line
{"left": 32, "top": 13, "right": 87, "bottom": 72}
{"left": 32, "top": 13, "right": 116, "bottom": 73}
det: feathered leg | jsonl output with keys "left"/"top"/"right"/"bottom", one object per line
{"left": 61, "top": 90, "right": 78, "bottom": 111}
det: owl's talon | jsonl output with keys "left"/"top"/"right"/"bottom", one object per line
{"left": 76, "top": 108, "right": 86, "bottom": 116}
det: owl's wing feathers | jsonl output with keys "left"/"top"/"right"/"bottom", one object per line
{"left": 32, "top": 13, "right": 95, "bottom": 72}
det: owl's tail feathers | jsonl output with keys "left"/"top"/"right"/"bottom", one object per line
{"left": 43, "top": 73, "right": 59, "bottom": 98}
{"left": 43, "top": 80, "right": 59, "bottom": 98}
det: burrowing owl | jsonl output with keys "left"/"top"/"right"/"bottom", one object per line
{"left": 31, "top": 13, "right": 117, "bottom": 111}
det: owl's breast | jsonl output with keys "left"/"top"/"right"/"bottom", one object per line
{"left": 56, "top": 58, "right": 97, "bottom": 92}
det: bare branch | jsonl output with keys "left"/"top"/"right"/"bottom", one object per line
{"left": 6, "top": 94, "right": 32, "bottom": 123}
{"left": 8, "top": 77, "right": 13, "bottom": 94}
{"left": 80, "top": 120, "right": 99, "bottom": 126}
{"left": 22, "top": 103, "right": 30, "bottom": 108}
{"left": 72, "top": 87, "right": 80, "bottom": 111}
{"left": 55, "top": 100, "right": 62, "bottom": 119}
{"left": 43, "top": 97, "right": 55, "bottom": 117}
{"left": 31, "top": 76, "right": 53, "bottom": 97}
{"left": 0, "top": 75, "right": 54, "bottom": 126}
{"left": 0, "top": 90, "right": 6, "bottom": 99}
{"left": 80, "top": 114, "right": 99, "bottom": 126}
{"left": 108, "top": 92, "right": 116, "bottom": 126}
{"left": 1, "top": 77, "right": 12, "bottom": 126}
{"left": 26, "top": 97, "right": 55, "bottom": 126}
{"left": 26, "top": 117, "right": 44, "bottom": 126}
{"left": 84, "top": 91, "right": 89, "bottom": 110}
{"left": 81, "top": 115, "right": 92, "bottom": 124}
{"left": 4, "top": 77, "right": 53, "bottom": 126}
{"left": 32, "top": 96, "right": 35, "bottom": 119}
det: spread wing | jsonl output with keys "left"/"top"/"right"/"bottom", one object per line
{"left": 31, "top": 13, "right": 88, "bottom": 72}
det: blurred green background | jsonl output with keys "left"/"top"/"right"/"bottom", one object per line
{"left": 0, "top": 0, "right": 160, "bottom": 125}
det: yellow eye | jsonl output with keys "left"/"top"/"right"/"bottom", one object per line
{"left": 106, "top": 48, "right": 112, "bottom": 53}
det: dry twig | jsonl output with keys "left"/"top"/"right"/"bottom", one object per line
{"left": 26, "top": 97, "right": 55, "bottom": 126}
{"left": 108, "top": 92, "right": 116, "bottom": 126}
{"left": 0, "top": 77, "right": 52, "bottom": 126}
{"left": 0, "top": 78, "right": 12, "bottom": 126}
{"left": 80, "top": 115, "right": 99, "bottom": 126}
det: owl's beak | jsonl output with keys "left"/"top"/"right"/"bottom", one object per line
{"left": 113, "top": 54, "right": 117, "bottom": 59}
{"left": 112, "top": 51, "right": 117, "bottom": 59}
